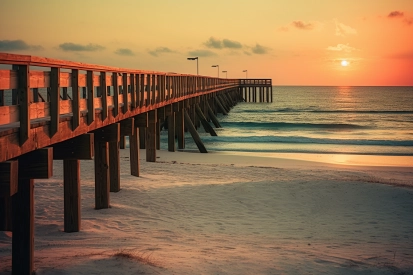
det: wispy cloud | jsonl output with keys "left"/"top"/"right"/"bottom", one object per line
{"left": 387, "top": 10, "right": 413, "bottom": 26}
{"left": 222, "top": 39, "right": 242, "bottom": 49}
{"left": 188, "top": 49, "right": 216, "bottom": 57}
{"left": 388, "top": 11, "right": 404, "bottom": 18}
{"left": 115, "top": 48, "right": 134, "bottom": 56}
{"left": 327, "top": 44, "right": 358, "bottom": 53}
{"left": 387, "top": 50, "right": 413, "bottom": 59}
{"left": 251, "top": 44, "right": 270, "bottom": 55}
{"left": 292, "top": 21, "right": 315, "bottom": 30}
{"left": 204, "top": 37, "right": 243, "bottom": 49}
{"left": 334, "top": 20, "right": 357, "bottom": 36}
{"left": 0, "top": 39, "right": 43, "bottom": 51}
{"left": 148, "top": 47, "right": 175, "bottom": 57}
{"left": 58, "top": 42, "right": 105, "bottom": 52}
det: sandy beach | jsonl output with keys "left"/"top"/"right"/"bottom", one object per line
{"left": 0, "top": 149, "right": 412, "bottom": 274}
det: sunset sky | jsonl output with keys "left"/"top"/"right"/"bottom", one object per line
{"left": 1, "top": 0, "right": 412, "bottom": 86}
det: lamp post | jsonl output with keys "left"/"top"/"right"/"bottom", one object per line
{"left": 222, "top": 70, "right": 227, "bottom": 78}
{"left": 187, "top": 57, "right": 198, "bottom": 75}
{"left": 211, "top": 65, "right": 219, "bottom": 78}
{"left": 242, "top": 69, "right": 248, "bottom": 79}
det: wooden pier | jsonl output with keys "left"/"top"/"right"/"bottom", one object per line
{"left": 0, "top": 52, "right": 272, "bottom": 274}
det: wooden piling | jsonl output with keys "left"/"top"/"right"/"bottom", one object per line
{"left": 206, "top": 101, "right": 221, "bottom": 128}
{"left": 12, "top": 148, "right": 53, "bottom": 275}
{"left": 129, "top": 127, "right": 140, "bottom": 177}
{"left": 176, "top": 109, "right": 185, "bottom": 149}
{"left": 63, "top": 159, "right": 81, "bottom": 232}
{"left": 53, "top": 134, "right": 94, "bottom": 232}
{"left": 195, "top": 104, "right": 217, "bottom": 136}
{"left": 184, "top": 110, "right": 207, "bottom": 153}
{"left": 168, "top": 112, "right": 176, "bottom": 152}
{"left": 146, "top": 110, "right": 157, "bottom": 162}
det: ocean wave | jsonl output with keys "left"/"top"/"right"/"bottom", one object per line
{"left": 220, "top": 121, "right": 368, "bottom": 130}
{"left": 201, "top": 135, "right": 413, "bottom": 147}
{"left": 242, "top": 109, "right": 413, "bottom": 114}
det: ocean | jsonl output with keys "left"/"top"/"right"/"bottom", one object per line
{"left": 167, "top": 86, "right": 413, "bottom": 156}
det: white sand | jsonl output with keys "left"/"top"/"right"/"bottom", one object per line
{"left": 1, "top": 149, "right": 413, "bottom": 274}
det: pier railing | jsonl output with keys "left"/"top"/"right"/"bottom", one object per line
{"left": 0, "top": 52, "right": 248, "bottom": 162}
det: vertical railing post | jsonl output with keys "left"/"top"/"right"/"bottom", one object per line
{"left": 100, "top": 72, "right": 107, "bottom": 120}
{"left": 17, "top": 65, "right": 30, "bottom": 145}
{"left": 123, "top": 73, "right": 129, "bottom": 113}
{"left": 112, "top": 72, "right": 119, "bottom": 117}
{"left": 50, "top": 67, "right": 60, "bottom": 137}
{"left": 87, "top": 71, "right": 95, "bottom": 125}
{"left": 72, "top": 69, "right": 80, "bottom": 130}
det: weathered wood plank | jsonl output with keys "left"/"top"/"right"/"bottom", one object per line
{"left": 94, "top": 134, "right": 110, "bottom": 209}
{"left": 112, "top": 73, "right": 119, "bottom": 117}
{"left": 130, "top": 127, "right": 140, "bottom": 177}
{"left": 12, "top": 178, "right": 34, "bottom": 275}
{"left": 168, "top": 112, "right": 175, "bottom": 152}
{"left": 18, "top": 148, "right": 53, "bottom": 179}
{"left": 100, "top": 72, "right": 107, "bottom": 120}
{"left": 72, "top": 69, "right": 80, "bottom": 130}
{"left": 87, "top": 70, "right": 95, "bottom": 125}
{"left": 0, "top": 160, "right": 18, "bottom": 196}
{"left": 195, "top": 104, "right": 217, "bottom": 136}
{"left": 18, "top": 65, "right": 30, "bottom": 145}
{"left": 146, "top": 110, "right": 157, "bottom": 162}
{"left": 176, "top": 109, "right": 185, "bottom": 149}
{"left": 184, "top": 109, "right": 207, "bottom": 153}
{"left": 63, "top": 159, "right": 81, "bottom": 232}
{"left": 50, "top": 67, "right": 60, "bottom": 137}
{"left": 120, "top": 118, "right": 134, "bottom": 137}
{"left": 53, "top": 134, "right": 94, "bottom": 160}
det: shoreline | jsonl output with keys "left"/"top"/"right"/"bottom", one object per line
{"left": 160, "top": 149, "right": 413, "bottom": 168}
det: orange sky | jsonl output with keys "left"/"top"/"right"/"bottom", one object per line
{"left": 0, "top": 0, "right": 412, "bottom": 86}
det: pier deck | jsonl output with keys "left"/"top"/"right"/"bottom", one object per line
{"left": 0, "top": 52, "right": 272, "bottom": 274}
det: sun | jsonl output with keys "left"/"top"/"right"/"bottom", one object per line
{"left": 341, "top": 60, "right": 349, "bottom": 67}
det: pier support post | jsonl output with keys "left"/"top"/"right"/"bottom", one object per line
{"left": 215, "top": 96, "right": 228, "bottom": 115}
{"left": 12, "top": 148, "right": 53, "bottom": 275}
{"left": 184, "top": 110, "right": 207, "bottom": 153}
{"left": 176, "top": 108, "right": 185, "bottom": 149}
{"left": 146, "top": 110, "right": 157, "bottom": 162}
{"left": 94, "top": 125, "right": 119, "bottom": 209}
{"left": 168, "top": 112, "right": 176, "bottom": 152}
{"left": 53, "top": 134, "right": 94, "bottom": 232}
{"left": 0, "top": 161, "right": 18, "bottom": 232}
{"left": 195, "top": 104, "right": 217, "bottom": 136}
{"left": 206, "top": 101, "right": 221, "bottom": 128}
{"left": 129, "top": 127, "right": 140, "bottom": 177}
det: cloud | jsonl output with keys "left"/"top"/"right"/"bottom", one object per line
{"left": 292, "top": 21, "right": 315, "bottom": 30}
{"left": 388, "top": 11, "right": 404, "bottom": 18}
{"left": 222, "top": 39, "right": 242, "bottom": 49}
{"left": 58, "top": 42, "right": 105, "bottom": 52}
{"left": 334, "top": 20, "right": 357, "bottom": 36}
{"left": 148, "top": 47, "right": 175, "bottom": 57}
{"left": 251, "top": 44, "right": 270, "bottom": 55}
{"left": 0, "top": 39, "right": 43, "bottom": 51}
{"left": 204, "top": 37, "right": 223, "bottom": 49}
{"left": 386, "top": 10, "right": 413, "bottom": 26}
{"left": 187, "top": 49, "right": 216, "bottom": 57}
{"left": 387, "top": 51, "right": 413, "bottom": 59}
{"left": 404, "top": 18, "right": 413, "bottom": 25}
{"left": 204, "top": 37, "right": 243, "bottom": 49}
{"left": 327, "top": 44, "right": 358, "bottom": 53}
{"left": 115, "top": 48, "right": 134, "bottom": 56}
{"left": 277, "top": 26, "right": 290, "bottom": 32}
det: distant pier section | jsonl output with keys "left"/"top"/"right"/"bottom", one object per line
{"left": 0, "top": 52, "right": 272, "bottom": 274}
